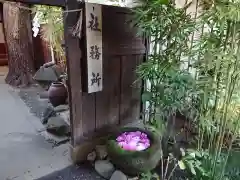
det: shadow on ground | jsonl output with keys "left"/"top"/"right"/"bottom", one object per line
{"left": 36, "top": 163, "right": 104, "bottom": 180}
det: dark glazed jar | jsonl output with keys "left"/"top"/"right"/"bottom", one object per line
{"left": 48, "top": 82, "right": 68, "bottom": 107}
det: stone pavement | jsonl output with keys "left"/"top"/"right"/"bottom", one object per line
{"left": 0, "top": 76, "right": 71, "bottom": 180}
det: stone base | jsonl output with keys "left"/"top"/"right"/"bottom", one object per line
{"left": 70, "top": 137, "right": 107, "bottom": 164}
{"left": 70, "top": 120, "right": 144, "bottom": 164}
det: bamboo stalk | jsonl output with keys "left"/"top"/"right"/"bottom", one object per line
{"left": 212, "top": 17, "right": 238, "bottom": 178}
{"left": 219, "top": 113, "right": 240, "bottom": 179}
{"left": 209, "top": 21, "right": 231, "bottom": 155}
{"left": 187, "top": 0, "right": 199, "bottom": 71}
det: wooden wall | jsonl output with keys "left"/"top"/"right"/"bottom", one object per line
{"left": 65, "top": 4, "right": 145, "bottom": 146}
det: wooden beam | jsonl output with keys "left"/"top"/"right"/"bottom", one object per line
{"left": 4, "top": 0, "right": 65, "bottom": 6}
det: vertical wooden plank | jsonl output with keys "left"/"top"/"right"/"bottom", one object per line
{"left": 64, "top": 0, "right": 83, "bottom": 146}
{"left": 120, "top": 54, "right": 143, "bottom": 125}
{"left": 95, "top": 5, "right": 121, "bottom": 129}
{"left": 95, "top": 55, "right": 121, "bottom": 129}
{"left": 82, "top": 92, "right": 96, "bottom": 136}
{"left": 100, "top": 6, "right": 145, "bottom": 56}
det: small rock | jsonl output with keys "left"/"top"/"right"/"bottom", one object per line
{"left": 95, "top": 145, "right": 108, "bottom": 160}
{"left": 41, "top": 106, "right": 56, "bottom": 124}
{"left": 46, "top": 116, "right": 70, "bottom": 136}
{"left": 94, "top": 160, "right": 115, "bottom": 179}
{"left": 110, "top": 171, "right": 127, "bottom": 180}
{"left": 59, "top": 110, "right": 70, "bottom": 126}
{"left": 33, "top": 65, "right": 60, "bottom": 82}
{"left": 87, "top": 151, "right": 97, "bottom": 162}
{"left": 54, "top": 105, "right": 69, "bottom": 112}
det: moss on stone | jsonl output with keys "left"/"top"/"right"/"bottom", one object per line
{"left": 107, "top": 127, "right": 162, "bottom": 176}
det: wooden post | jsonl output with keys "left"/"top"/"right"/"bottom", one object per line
{"left": 63, "top": 0, "right": 97, "bottom": 163}
{"left": 63, "top": 0, "right": 83, "bottom": 147}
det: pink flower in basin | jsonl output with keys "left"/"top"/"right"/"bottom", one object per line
{"left": 136, "top": 143, "right": 147, "bottom": 151}
{"left": 116, "top": 131, "right": 151, "bottom": 151}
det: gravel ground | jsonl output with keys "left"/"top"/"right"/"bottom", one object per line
{"left": 18, "top": 86, "right": 52, "bottom": 119}
{"left": 17, "top": 86, "right": 103, "bottom": 180}
{"left": 18, "top": 86, "right": 70, "bottom": 145}
{"left": 36, "top": 164, "right": 104, "bottom": 180}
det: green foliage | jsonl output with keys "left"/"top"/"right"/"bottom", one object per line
{"left": 139, "top": 171, "right": 159, "bottom": 180}
{"left": 139, "top": 66, "right": 198, "bottom": 123}
{"left": 223, "top": 150, "right": 240, "bottom": 180}
{"left": 34, "top": 5, "right": 65, "bottom": 63}
{"left": 179, "top": 149, "right": 215, "bottom": 179}
{"left": 134, "top": 0, "right": 240, "bottom": 179}
{"left": 133, "top": 0, "right": 196, "bottom": 129}
{"left": 180, "top": 150, "right": 240, "bottom": 180}
{"left": 183, "top": 0, "right": 240, "bottom": 179}
{"left": 139, "top": 152, "right": 182, "bottom": 180}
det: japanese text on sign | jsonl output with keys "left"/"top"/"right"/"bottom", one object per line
{"left": 85, "top": 3, "right": 103, "bottom": 93}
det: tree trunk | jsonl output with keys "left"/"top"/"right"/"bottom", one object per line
{"left": 3, "top": 2, "right": 35, "bottom": 87}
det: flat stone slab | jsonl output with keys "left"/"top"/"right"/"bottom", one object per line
{"left": 54, "top": 104, "right": 69, "bottom": 112}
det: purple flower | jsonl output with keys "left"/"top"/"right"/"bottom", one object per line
{"left": 118, "top": 141, "right": 127, "bottom": 147}
{"left": 136, "top": 143, "right": 148, "bottom": 151}
{"left": 116, "top": 131, "right": 151, "bottom": 151}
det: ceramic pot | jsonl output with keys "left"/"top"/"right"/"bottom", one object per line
{"left": 48, "top": 82, "right": 68, "bottom": 107}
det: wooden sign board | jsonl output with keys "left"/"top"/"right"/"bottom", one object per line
{"left": 85, "top": 3, "right": 103, "bottom": 93}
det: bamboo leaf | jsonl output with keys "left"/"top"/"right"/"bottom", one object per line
{"left": 178, "top": 160, "right": 186, "bottom": 170}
